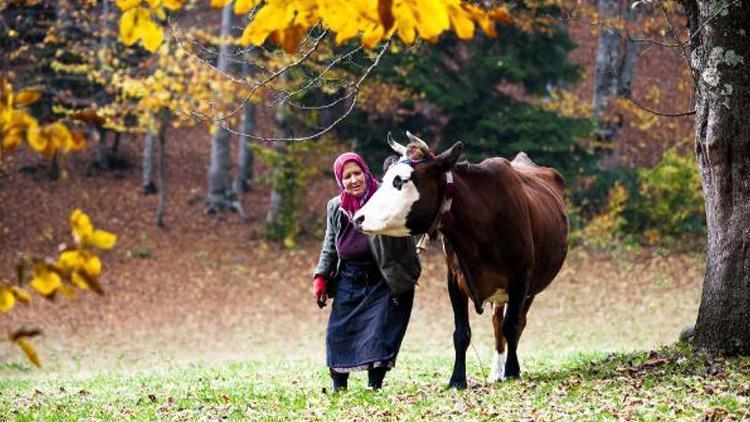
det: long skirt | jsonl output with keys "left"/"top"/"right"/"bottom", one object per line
{"left": 326, "top": 260, "right": 414, "bottom": 372}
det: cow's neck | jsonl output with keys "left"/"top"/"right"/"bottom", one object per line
{"left": 438, "top": 169, "right": 487, "bottom": 314}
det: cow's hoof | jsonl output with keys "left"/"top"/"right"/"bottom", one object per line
{"left": 488, "top": 352, "right": 505, "bottom": 383}
{"left": 448, "top": 378, "right": 467, "bottom": 390}
{"left": 504, "top": 372, "right": 520, "bottom": 380}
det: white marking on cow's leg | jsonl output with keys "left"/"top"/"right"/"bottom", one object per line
{"left": 488, "top": 351, "right": 506, "bottom": 383}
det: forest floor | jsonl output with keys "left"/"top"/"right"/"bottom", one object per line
{"left": 0, "top": 128, "right": 706, "bottom": 377}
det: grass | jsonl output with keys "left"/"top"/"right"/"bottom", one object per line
{"left": 2, "top": 343, "right": 749, "bottom": 420}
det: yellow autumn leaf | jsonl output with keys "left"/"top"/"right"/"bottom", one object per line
{"left": 462, "top": 4, "right": 494, "bottom": 37}
{"left": 58, "top": 249, "right": 85, "bottom": 273}
{"left": 90, "top": 229, "right": 118, "bottom": 250}
{"left": 3, "top": 111, "right": 36, "bottom": 151}
{"left": 0, "top": 288, "right": 15, "bottom": 312}
{"left": 234, "top": 0, "right": 259, "bottom": 14}
{"left": 153, "top": 5, "right": 167, "bottom": 20}
{"left": 488, "top": 5, "right": 512, "bottom": 25}
{"left": 14, "top": 89, "right": 41, "bottom": 107}
{"left": 116, "top": 0, "right": 142, "bottom": 11}
{"left": 30, "top": 264, "right": 62, "bottom": 296}
{"left": 448, "top": 5, "right": 473, "bottom": 39}
{"left": 83, "top": 254, "right": 102, "bottom": 278}
{"left": 292, "top": 0, "right": 319, "bottom": 27}
{"left": 211, "top": 0, "right": 231, "bottom": 8}
{"left": 140, "top": 18, "right": 165, "bottom": 52}
{"left": 162, "top": 0, "right": 183, "bottom": 10}
{"left": 119, "top": 8, "right": 140, "bottom": 46}
{"left": 71, "top": 272, "right": 90, "bottom": 290}
{"left": 48, "top": 121, "right": 73, "bottom": 150}
{"left": 391, "top": 0, "right": 417, "bottom": 44}
{"left": 27, "top": 125, "right": 56, "bottom": 158}
{"left": 318, "top": 0, "right": 375, "bottom": 45}
{"left": 71, "top": 208, "right": 94, "bottom": 244}
{"left": 16, "top": 338, "right": 41, "bottom": 368}
{"left": 361, "top": 23, "right": 385, "bottom": 48}
{"left": 413, "top": 0, "right": 450, "bottom": 41}
{"left": 240, "top": 1, "right": 296, "bottom": 46}
{"left": 11, "top": 286, "right": 32, "bottom": 304}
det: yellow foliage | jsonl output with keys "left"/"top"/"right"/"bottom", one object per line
{"left": 578, "top": 183, "right": 629, "bottom": 249}
{"left": 16, "top": 339, "right": 41, "bottom": 368}
{"left": 0, "top": 284, "right": 33, "bottom": 312}
{"left": 119, "top": 7, "right": 164, "bottom": 52}
{"left": 116, "top": 0, "right": 182, "bottom": 52}
{"left": 234, "top": 0, "right": 261, "bottom": 14}
{"left": 211, "top": 0, "right": 231, "bottom": 7}
{"left": 116, "top": 0, "right": 142, "bottom": 10}
{"left": 0, "top": 287, "right": 14, "bottom": 312}
{"left": 29, "top": 264, "right": 62, "bottom": 296}
{"left": 70, "top": 209, "right": 118, "bottom": 250}
{"left": 14, "top": 89, "right": 41, "bottom": 107}
{"left": 1, "top": 78, "right": 84, "bottom": 162}
{"left": 235, "top": 0, "right": 511, "bottom": 52}
{"left": 11, "top": 286, "right": 32, "bottom": 304}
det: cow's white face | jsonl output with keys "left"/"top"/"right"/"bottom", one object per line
{"left": 354, "top": 162, "right": 419, "bottom": 237}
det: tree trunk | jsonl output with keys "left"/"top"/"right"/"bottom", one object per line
{"left": 616, "top": 6, "right": 640, "bottom": 97}
{"left": 156, "top": 115, "right": 167, "bottom": 227}
{"left": 96, "top": 126, "right": 111, "bottom": 170}
{"left": 592, "top": 0, "right": 623, "bottom": 129}
{"left": 233, "top": 62, "right": 256, "bottom": 194}
{"left": 683, "top": 0, "right": 750, "bottom": 355}
{"left": 205, "top": 2, "right": 235, "bottom": 213}
{"left": 142, "top": 129, "right": 157, "bottom": 195}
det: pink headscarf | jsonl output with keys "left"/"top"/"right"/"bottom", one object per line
{"left": 333, "top": 152, "right": 379, "bottom": 219}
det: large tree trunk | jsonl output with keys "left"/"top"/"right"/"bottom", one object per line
{"left": 616, "top": 6, "right": 640, "bottom": 98}
{"left": 592, "top": 0, "right": 641, "bottom": 143}
{"left": 683, "top": 0, "right": 750, "bottom": 355}
{"left": 592, "top": 0, "right": 622, "bottom": 127}
{"left": 205, "top": 2, "right": 235, "bottom": 213}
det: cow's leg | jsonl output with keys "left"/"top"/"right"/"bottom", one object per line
{"left": 488, "top": 303, "right": 506, "bottom": 383}
{"left": 502, "top": 281, "right": 530, "bottom": 379}
{"left": 448, "top": 271, "right": 471, "bottom": 389}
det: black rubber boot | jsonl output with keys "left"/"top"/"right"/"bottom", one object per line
{"left": 330, "top": 370, "right": 349, "bottom": 392}
{"left": 367, "top": 367, "right": 387, "bottom": 390}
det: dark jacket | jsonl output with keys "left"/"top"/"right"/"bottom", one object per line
{"left": 314, "top": 196, "right": 421, "bottom": 295}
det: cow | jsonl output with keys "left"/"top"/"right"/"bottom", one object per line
{"left": 353, "top": 133, "right": 569, "bottom": 389}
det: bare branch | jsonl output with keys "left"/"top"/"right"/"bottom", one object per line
{"left": 626, "top": 94, "right": 695, "bottom": 117}
{"left": 172, "top": 24, "right": 329, "bottom": 124}
{"left": 218, "top": 39, "right": 392, "bottom": 142}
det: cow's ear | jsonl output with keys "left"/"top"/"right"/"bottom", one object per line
{"left": 435, "top": 141, "right": 463, "bottom": 172}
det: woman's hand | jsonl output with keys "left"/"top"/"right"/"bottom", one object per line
{"left": 313, "top": 275, "right": 327, "bottom": 308}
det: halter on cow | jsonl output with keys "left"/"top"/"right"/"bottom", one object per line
{"left": 353, "top": 132, "right": 569, "bottom": 388}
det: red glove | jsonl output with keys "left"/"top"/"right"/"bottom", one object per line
{"left": 313, "top": 275, "right": 327, "bottom": 308}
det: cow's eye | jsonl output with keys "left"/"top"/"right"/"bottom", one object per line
{"left": 393, "top": 175, "right": 403, "bottom": 190}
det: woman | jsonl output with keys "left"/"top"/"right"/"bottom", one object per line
{"left": 312, "top": 152, "right": 421, "bottom": 391}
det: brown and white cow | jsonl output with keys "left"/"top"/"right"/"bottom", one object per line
{"left": 353, "top": 134, "right": 569, "bottom": 388}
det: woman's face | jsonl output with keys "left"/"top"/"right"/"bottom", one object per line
{"left": 341, "top": 161, "right": 366, "bottom": 198}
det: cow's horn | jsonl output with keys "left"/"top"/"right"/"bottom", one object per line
{"left": 387, "top": 132, "right": 407, "bottom": 156}
{"left": 405, "top": 131, "right": 430, "bottom": 151}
